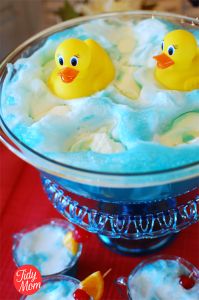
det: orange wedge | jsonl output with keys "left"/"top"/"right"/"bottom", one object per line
{"left": 63, "top": 231, "right": 79, "bottom": 255}
{"left": 80, "top": 271, "right": 104, "bottom": 300}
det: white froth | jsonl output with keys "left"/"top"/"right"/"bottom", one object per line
{"left": 15, "top": 225, "right": 75, "bottom": 276}
{"left": 1, "top": 18, "right": 199, "bottom": 173}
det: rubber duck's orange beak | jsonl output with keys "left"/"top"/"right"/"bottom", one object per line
{"left": 153, "top": 53, "right": 174, "bottom": 69}
{"left": 59, "top": 67, "right": 79, "bottom": 83}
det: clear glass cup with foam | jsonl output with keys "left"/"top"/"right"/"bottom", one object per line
{"left": 12, "top": 219, "right": 82, "bottom": 277}
{"left": 20, "top": 275, "right": 81, "bottom": 300}
{"left": 116, "top": 255, "right": 199, "bottom": 300}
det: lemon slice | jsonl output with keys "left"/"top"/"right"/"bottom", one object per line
{"left": 114, "top": 65, "right": 140, "bottom": 100}
{"left": 157, "top": 112, "right": 199, "bottom": 146}
{"left": 63, "top": 231, "right": 79, "bottom": 255}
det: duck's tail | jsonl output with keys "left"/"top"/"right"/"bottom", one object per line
{"left": 184, "top": 76, "right": 199, "bottom": 91}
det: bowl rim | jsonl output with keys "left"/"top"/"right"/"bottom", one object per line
{"left": 0, "top": 10, "right": 199, "bottom": 186}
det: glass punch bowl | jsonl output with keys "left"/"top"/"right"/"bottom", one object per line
{"left": 0, "top": 11, "right": 199, "bottom": 255}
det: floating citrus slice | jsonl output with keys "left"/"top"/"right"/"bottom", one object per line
{"left": 114, "top": 65, "right": 140, "bottom": 100}
{"left": 80, "top": 271, "right": 104, "bottom": 300}
{"left": 156, "top": 112, "right": 199, "bottom": 147}
{"left": 63, "top": 231, "right": 79, "bottom": 255}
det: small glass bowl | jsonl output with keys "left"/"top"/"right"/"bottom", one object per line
{"left": 12, "top": 219, "right": 82, "bottom": 277}
{"left": 20, "top": 274, "right": 80, "bottom": 300}
{"left": 116, "top": 255, "right": 199, "bottom": 300}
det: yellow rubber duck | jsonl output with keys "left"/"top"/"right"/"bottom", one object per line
{"left": 48, "top": 38, "right": 115, "bottom": 99}
{"left": 153, "top": 30, "right": 199, "bottom": 91}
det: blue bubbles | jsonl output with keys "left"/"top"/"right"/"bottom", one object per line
{"left": 6, "top": 96, "right": 16, "bottom": 105}
{"left": 2, "top": 17, "right": 199, "bottom": 176}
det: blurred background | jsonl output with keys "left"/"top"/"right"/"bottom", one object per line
{"left": 0, "top": 0, "right": 199, "bottom": 61}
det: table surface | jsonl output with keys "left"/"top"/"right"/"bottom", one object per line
{"left": 1, "top": 144, "right": 199, "bottom": 300}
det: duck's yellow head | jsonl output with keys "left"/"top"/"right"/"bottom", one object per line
{"left": 153, "top": 30, "right": 198, "bottom": 71}
{"left": 55, "top": 38, "right": 92, "bottom": 83}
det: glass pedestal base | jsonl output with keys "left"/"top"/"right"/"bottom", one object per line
{"left": 98, "top": 234, "right": 176, "bottom": 256}
{"left": 41, "top": 174, "right": 199, "bottom": 256}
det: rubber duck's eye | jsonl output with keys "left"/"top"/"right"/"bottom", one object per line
{"left": 167, "top": 45, "right": 175, "bottom": 56}
{"left": 70, "top": 56, "right": 78, "bottom": 67}
{"left": 58, "top": 56, "right": 64, "bottom": 66}
{"left": 161, "top": 41, "right": 164, "bottom": 51}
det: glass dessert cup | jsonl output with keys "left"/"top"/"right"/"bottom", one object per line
{"left": 12, "top": 219, "right": 82, "bottom": 277}
{"left": 116, "top": 255, "right": 199, "bottom": 299}
{"left": 0, "top": 11, "right": 199, "bottom": 255}
{"left": 20, "top": 274, "right": 80, "bottom": 300}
